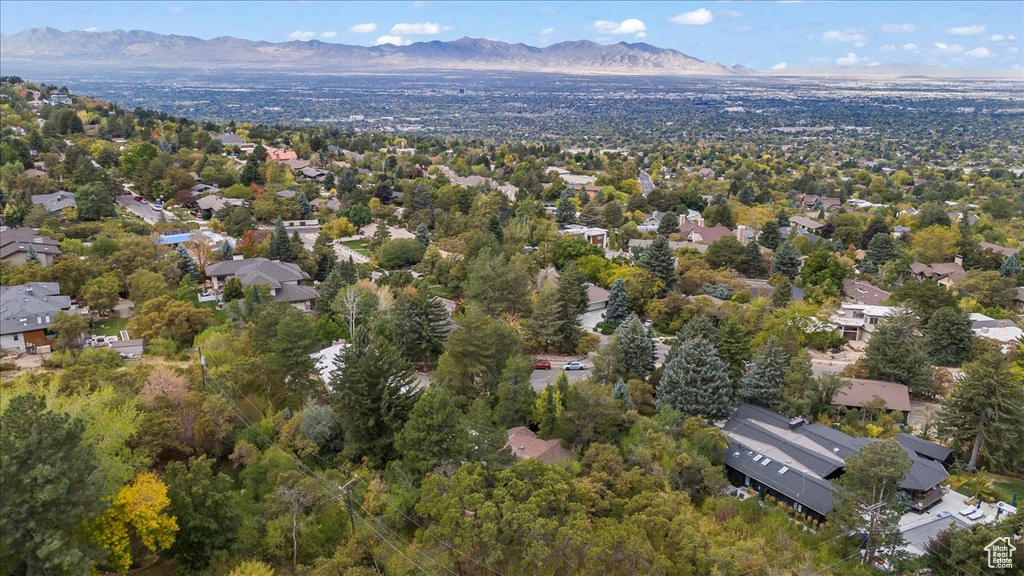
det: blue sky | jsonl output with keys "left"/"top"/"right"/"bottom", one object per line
{"left": 2, "top": 1, "right": 1021, "bottom": 70}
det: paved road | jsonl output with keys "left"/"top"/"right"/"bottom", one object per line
{"left": 117, "top": 195, "right": 177, "bottom": 223}
{"left": 639, "top": 171, "right": 655, "bottom": 195}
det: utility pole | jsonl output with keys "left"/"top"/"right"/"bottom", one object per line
{"left": 198, "top": 346, "right": 208, "bottom": 390}
{"left": 861, "top": 501, "right": 887, "bottom": 567}
{"left": 338, "top": 476, "right": 359, "bottom": 537}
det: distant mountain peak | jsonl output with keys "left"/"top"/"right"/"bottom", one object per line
{"left": 0, "top": 28, "right": 746, "bottom": 76}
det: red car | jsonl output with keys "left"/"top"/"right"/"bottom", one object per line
{"left": 535, "top": 359, "right": 552, "bottom": 370}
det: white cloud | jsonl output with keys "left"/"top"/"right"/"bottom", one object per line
{"left": 670, "top": 8, "right": 714, "bottom": 26}
{"left": 288, "top": 30, "right": 316, "bottom": 41}
{"left": 391, "top": 22, "right": 447, "bottom": 35}
{"left": 990, "top": 34, "right": 1016, "bottom": 42}
{"left": 771, "top": 61, "right": 788, "bottom": 70}
{"left": 84, "top": 27, "right": 99, "bottom": 33}
{"left": 881, "top": 24, "right": 916, "bottom": 33}
{"left": 933, "top": 42, "right": 964, "bottom": 54}
{"left": 720, "top": 10, "right": 744, "bottom": 19}
{"left": 594, "top": 18, "right": 647, "bottom": 37}
{"left": 349, "top": 23, "right": 378, "bottom": 34}
{"left": 376, "top": 35, "right": 411, "bottom": 46}
{"left": 835, "top": 52, "right": 864, "bottom": 65}
{"left": 320, "top": 31, "right": 337, "bottom": 39}
{"left": 880, "top": 44, "right": 895, "bottom": 51}
{"left": 820, "top": 29, "right": 867, "bottom": 47}
{"left": 540, "top": 27, "right": 555, "bottom": 36}
{"left": 167, "top": 6, "right": 185, "bottom": 14}
{"left": 902, "top": 43, "right": 919, "bottom": 53}
{"left": 1009, "top": 46, "right": 1020, "bottom": 54}
{"left": 965, "top": 46, "right": 992, "bottom": 58}
{"left": 947, "top": 25, "right": 985, "bottom": 36}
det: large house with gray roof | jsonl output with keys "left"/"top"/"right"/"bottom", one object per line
{"left": 205, "top": 258, "right": 318, "bottom": 312}
{"left": 723, "top": 404, "right": 950, "bottom": 523}
{"left": 31, "top": 190, "right": 76, "bottom": 213}
{"left": 0, "top": 226, "right": 62, "bottom": 267}
{"left": 0, "top": 282, "right": 73, "bottom": 352}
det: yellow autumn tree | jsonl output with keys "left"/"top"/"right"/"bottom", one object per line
{"left": 88, "top": 472, "right": 178, "bottom": 574}
{"left": 229, "top": 560, "right": 275, "bottom": 576}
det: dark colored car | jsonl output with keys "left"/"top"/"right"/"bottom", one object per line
{"left": 535, "top": 359, "right": 552, "bottom": 370}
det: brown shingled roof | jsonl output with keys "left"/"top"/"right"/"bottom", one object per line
{"left": 505, "top": 427, "right": 574, "bottom": 464}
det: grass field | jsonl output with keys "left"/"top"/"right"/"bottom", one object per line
{"left": 341, "top": 239, "right": 371, "bottom": 255}
{"left": 992, "top": 474, "right": 1024, "bottom": 502}
{"left": 92, "top": 316, "right": 129, "bottom": 336}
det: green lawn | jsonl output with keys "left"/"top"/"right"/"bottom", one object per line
{"left": 341, "top": 239, "right": 370, "bottom": 255}
{"left": 992, "top": 474, "right": 1024, "bottom": 502}
{"left": 92, "top": 316, "right": 129, "bottom": 337}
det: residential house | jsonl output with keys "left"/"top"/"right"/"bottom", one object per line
{"left": 735, "top": 225, "right": 758, "bottom": 245}
{"left": 360, "top": 223, "right": 416, "bottom": 241}
{"left": 799, "top": 195, "right": 842, "bottom": 212}
{"left": 214, "top": 133, "right": 245, "bottom": 146}
{"left": 0, "top": 282, "right": 73, "bottom": 352}
{"left": 679, "top": 222, "right": 732, "bottom": 245}
{"left": 311, "top": 340, "right": 349, "bottom": 384}
{"left": 1013, "top": 287, "right": 1024, "bottom": 311}
{"left": 789, "top": 216, "right": 825, "bottom": 235}
{"left": 196, "top": 196, "right": 244, "bottom": 219}
{"left": 908, "top": 261, "right": 966, "bottom": 288}
{"left": 266, "top": 148, "right": 298, "bottom": 162}
{"left": 722, "top": 404, "right": 950, "bottom": 523}
{"left": 969, "top": 313, "right": 1024, "bottom": 353}
{"left": 832, "top": 303, "right": 900, "bottom": 341}
{"left": 205, "top": 258, "right": 318, "bottom": 311}
{"left": 586, "top": 284, "right": 610, "bottom": 312}
{"left": 0, "top": 227, "right": 62, "bottom": 266}
{"left": 842, "top": 279, "right": 891, "bottom": 306}
{"left": 505, "top": 427, "right": 574, "bottom": 464}
{"left": 833, "top": 378, "right": 912, "bottom": 424}
{"left": 31, "top": 190, "right": 76, "bottom": 213}
{"left": 276, "top": 189, "right": 300, "bottom": 199}
{"left": 281, "top": 158, "right": 311, "bottom": 172}
{"left": 892, "top": 226, "right": 912, "bottom": 240}
{"left": 628, "top": 238, "right": 708, "bottom": 254}
{"left": 560, "top": 225, "right": 609, "bottom": 250}
{"left": 299, "top": 166, "right": 329, "bottom": 182}
{"left": 978, "top": 242, "right": 1020, "bottom": 259}
{"left": 695, "top": 167, "right": 715, "bottom": 178}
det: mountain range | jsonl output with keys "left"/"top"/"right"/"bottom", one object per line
{"left": 0, "top": 27, "right": 746, "bottom": 76}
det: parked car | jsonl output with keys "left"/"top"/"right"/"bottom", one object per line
{"left": 535, "top": 358, "right": 552, "bottom": 370}
{"left": 564, "top": 361, "right": 586, "bottom": 371}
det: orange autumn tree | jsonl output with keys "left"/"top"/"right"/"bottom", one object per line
{"left": 88, "top": 472, "right": 178, "bottom": 574}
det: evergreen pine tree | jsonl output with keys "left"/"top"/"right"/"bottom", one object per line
{"left": 395, "top": 387, "right": 469, "bottom": 477}
{"left": 740, "top": 336, "right": 789, "bottom": 407}
{"left": 759, "top": 220, "right": 780, "bottom": 250}
{"left": 656, "top": 337, "right": 734, "bottom": 420}
{"left": 176, "top": 243, "right": 198, "bottom": 280}
{"left": 639, "top": 236, "right": 676, "bottom": 295}
{"left": 657, "top": 211, "right": 678, "bottom": 236}
{"left": 613, "top": 378, "right": 635, "bottom": 409}
{"left": 741, "top": 239, "right": 766, "bottom": 278}
{"left": 556, "top": 191, "right": 576, "bottom": 225}
{"left": 488, "top": 214, "right": 504, "bottom": 243}
{"left": 771, "top": 277, "right": 793, "bottom": 308}
{"left": 329, "top": 327, "right": 421, "bottom": 465}
{"left": 776, "top": 210, "right": 790, "bottom": 228}
{"left": 859, "top": 257, "right": 878, "bottom": 275}
{"left": 770, "top": 241, "right": 802, "bottom": 279}
{"left": 999, "top": 253, "right": 1021, "bottom": 278}
{"left": 269, "top": 217, "right": 295, "bottom": 262}
{"left": 337, "top": 256, "right": 357, "bottom": 285}
{"left": 604, "top": 278, "right": 629, "bottom": 329}
{"left": 867, "top": 233, "right": 897, "bottom": 267}
{"left": 388, "top": 287, "right": 451, "bottom": 369}
{"left": 24, "top": 245, "right": 39, "bottom": 264}
{"left": 579, "top": 202, "right": 603, "bottom": 227}
{"left": 368, "top": 222, "right": 391, "bottom": 251}
{"left": 239, "top": 159, "right": 262, "bottom": 186}
{"left": 716, "top": 317, "right": 751, "bottom": 382}
{"left": 539, "top": 385, "right": 560, "bottom": 438}
{"left": 863, "top": 309, "right": 934, "bottom": 397}
{"left": 415, "top": 223, "right": 430, "bottom": 247}
{"left": 315, "top": 265, "right": 352, "bottom": 316}
{"left": 923, "top": 307, "right": 974, "bottom": 367}
{"left": 615, "top": 314, "right": 656, "bottom": 380}
{"left": 553, "top": 265, "right": 588, "bottom": 353}
{"left": 678, "top": 313, "right": 718, "bottom": 345}
{"left": 529, "top": 278, "right": 565, "bottom": 352}
{"left": 219, "top": 241, "right": 234, "bottom": 261}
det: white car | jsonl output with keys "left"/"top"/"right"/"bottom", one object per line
{"left": 564, "top": 361, "right": 586, "bottom": 371}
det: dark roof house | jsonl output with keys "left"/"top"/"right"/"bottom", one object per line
{"left": 0, "top": 227, "right": 62, "bottom": 266}
{"left": 0, "top": 282, "right": 73, "bottom": 352}
{"left": 842, "top": 279, "right": 891, "bottom": 306}
{"left": 723, "top": 404, "right": 950, "bottom": 521}
{"left": 205, "top": 258, "right": 318, "bottom": 310}
{"left": 31, "top": 190, "right": 76, "bottom": 213}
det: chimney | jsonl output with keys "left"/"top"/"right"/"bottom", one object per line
{"left": 954, "top": 254, "right": 963, "bottom": 266}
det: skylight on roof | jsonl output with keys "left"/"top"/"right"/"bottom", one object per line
{"left": 752, "top": 454, "right": 762, "bottom": 462}
{"left": 760, "top": 458, "right": 772, "bottom": 466}
{"left": 778, "top": 466, "right": 790, "bottom": 475}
